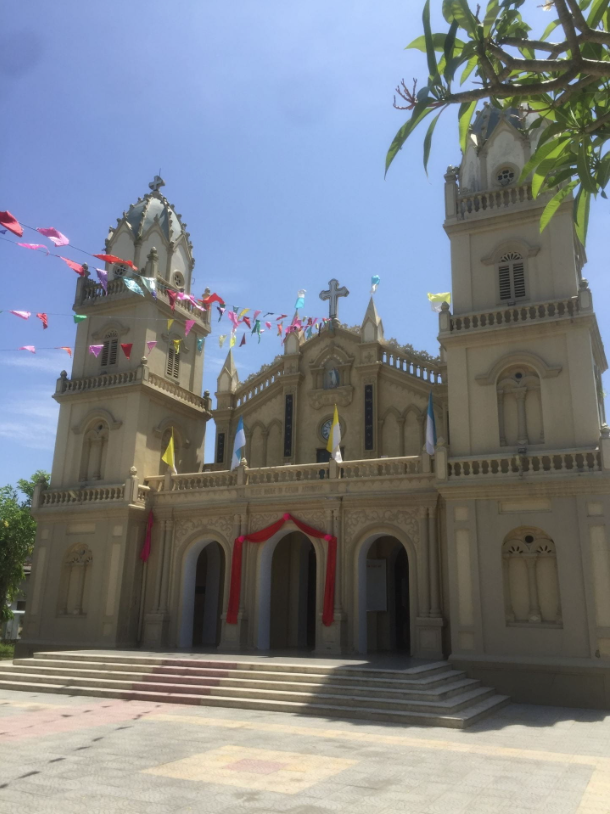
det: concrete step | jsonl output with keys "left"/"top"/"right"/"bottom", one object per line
{"left": 0, "top": 668, "right": 493, "bottom": 714}
{"left": 11, "top": 658, "right": 466, "bottom": 692}
{"left": 0, "top": 677, "right": 510, "bottom": 729}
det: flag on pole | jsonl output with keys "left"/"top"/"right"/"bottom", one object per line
{"left": 427, "top": 292, "right": 451, "bottom": 313}
{"left": 231, "top": 416, "right": 246, "bottom": 470}
{"left": 370, "top": 275, "right": 380, "bottom": 294}
{"left": 162, "top": 429, "right": 177, "bottom": 474}
{"left": 326, "top": 404, "right": 342, "bottom": 463}
{"left": 425, "top": 392, "right": 437, "bottom": 455}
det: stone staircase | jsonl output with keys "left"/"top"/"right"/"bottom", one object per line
{"left": 0, "top": 652, "right": 509, "bottom": 729}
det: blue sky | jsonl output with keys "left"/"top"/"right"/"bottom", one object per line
{"left": 1, "top": 1, "right": 609, "bottom": 487}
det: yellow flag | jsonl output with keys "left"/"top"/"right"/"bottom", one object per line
{"left": 238, "top": 308, "right": 250, "bottom": 319}
{"left": 167, "top": 319, "right": 174, "bottom": 331}
{"left": 230, "top": 333, "right": 236, "bottom": 348}
{"left": 173, "top": 339, "right": 180, "bottom": 355}
{"left": 427, "top": 292, "right": 451, "bottom": 313}
{"left": 326, "top": 404, "right": 342, "bottom": 462}
{"left": 162, "top": 429, "right": 177, "bottom": 474}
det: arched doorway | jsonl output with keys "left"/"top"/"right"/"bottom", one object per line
{"left": 179, "top": 540, "right": 225, "bottom": 648}
{"left": 357, "top": 535, "right": 412, "bottom": 654}
{"left": 258, "top": 531, "right": 317, "bottom": 650}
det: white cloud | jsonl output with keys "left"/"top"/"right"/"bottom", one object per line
{"left": 0, "top": 390, "right": 59, "bottom": 451}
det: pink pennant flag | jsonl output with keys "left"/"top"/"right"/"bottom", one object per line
{"left": 59, "top": 256, "right": 84, "bottom": 276}
{"left": 265, "top": 321, "right": 272, "bottom": 329}
{"left": 89, "top": 344, "right": 103, "bottom": 357}
{"left": 146, "top": 340, "right": 157, "bottom": 354}
{"left": 95, "top": 268, "right": 108, "bottom": 291}
{"left": 19, "top": 346, "right": 35, "bottom": 354}
{"left": 227, "top": 311, "right": 239, "bottom": 330}
{"left": 18, "top": 243, "right": 49, "bottom": 255}
{"left": 37, "top": 227, "right": 69, "bottom": 247}
{"left": 253, "top": 310, "right": 261, "bottom": 320}
{"left": 10, "top": 310, "right": 30, "bottom": 320}
{"left": 184, "top": 320, "right": 195, "bottom": 337}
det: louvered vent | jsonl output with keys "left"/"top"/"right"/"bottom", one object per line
{"left": 101, "top": 334, "right": 118, "bottom": 367}
{"left": 498, "top": 252, "right": 526, "bottom": 301}
{"left": 167, "top": 346, "right": 180, "bottom": 379}
{"left": 499, "top": 265, "right": 512, "bottom": 300}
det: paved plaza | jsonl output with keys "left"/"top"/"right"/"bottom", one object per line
{"left": 0, "top": 688, "right": 609, "bottom": 814}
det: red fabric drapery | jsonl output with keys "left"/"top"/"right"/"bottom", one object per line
{"left": 226, "top": 513, "right": 337, "bottom": 627}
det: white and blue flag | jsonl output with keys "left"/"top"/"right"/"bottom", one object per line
{"left": 425, "top": 392, "right": 437, "bottom": 455}
{"left": 231, "top": 416, "right": 246, "bottom": 470}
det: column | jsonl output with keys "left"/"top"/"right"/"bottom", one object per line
{"left": 428, "top": 506, "right": 441, "bottom": 617}
{"left": 159, "top": 520, "right": 174, "bottom": 613}
{"left": 515, "top": 388, "right": 528, "bottom": 445}
{"left": 331, "top": 507, "right": 342, "bottom": 612}
{"left": 418, "top": 508, "right": 429, "bottom": 617}
{"left": 154, "top": 520, "right": 167, "bottom": 611}
{"left": 89, "top": 438, "right": 103, "bottom": 480}
{"left": 525, "top": 557, "right": 542, "bottom": 623}
{"left": 497, "top": 388, "right": 506, "bottom": 445}
{"left": 72, "top": 564, "right": 86, "bottom": 615}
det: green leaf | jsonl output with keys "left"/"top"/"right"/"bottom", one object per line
{"left": 407, "top": 33, "right": 465, "bottom": 52}
{"left": 519, "top": 136, "right": 570, "bottom": 183}
{"left": 458, "top": 100, "right": 477, "bottom": 154}
{"left": 540, "top": 18, "right": 560, "bottom": 41}
{"left": 577, "top": 143, "right": 598, "bottom": 194}
{"left": 444, "top": 19, "right": 459, "bottom": 68}
{"left": 424, "top": 110, "right": 443, "bottom": 174}
{"left": 540, "top": 181, "right": 578, "bottom": 233}
{"left": 442, "top": 0, "right": 478, "bottom": 36}
{"left": 423, "top": 0, "right": 440, "bottom": 82}
{"left": 385, "top": 104, "right": 434, "bottom": 176}
{"left": 533, "top": 153, "right": 570, "bottom": 197}
{"left": 588, "top": 0, "right": 607, "bottom": 28}
{"left": 460, "top": 55, "right": 478, "bottom": 83}
{"left": 574, "top": 188, "right": 591, "bottom": 245}
{"left": 483, "top": 0, "right": 500, "bottom": 37}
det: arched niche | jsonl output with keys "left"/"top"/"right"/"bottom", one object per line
{"left": 178, "top": 537, "right": 230, "bottom": 648}
{"left": 502, "top": 527, "right": 562, "bottom": 626}
{"left": 78, "top": 419, "right": 110, "bottom": 482}
{"left": 58, "top": 543, "right": 93, "bottom": 616}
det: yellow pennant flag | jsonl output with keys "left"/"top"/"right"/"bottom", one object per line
{"left": 326, "top": 404, "right": 342, "bottom": 462}
{"left": 238, "top": 308, "right": 250, "bottom": 320}
{"left": 162, "top": 429, "right": 177, "bottom": 474}
{"left": 427, "top": 292, "right": 451, "bottom": 313}
{"left": 173, "top": 339, "right": 181, "bottom": 355}
{"left": 230, "top": 333, "right": 236, "bottom": 348}
{"left": 167, "top": 319, "right": 174, "bottom": 331}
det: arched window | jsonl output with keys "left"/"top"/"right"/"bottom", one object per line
{"left": 497, "top": 363, "right": 543, "bottom": 446}
{"left": 79, "top": 420, "right": 109, "bottom": 482}
{"left": 101, "top": 330, "right": 118, "bottom": 367}
{"left": 498, "top": 251, "right": 526, "bottom": 302}
{"left": 166, "top": 344, "right": 180, "bottom": 379}
{"left": 502, "top": 528, "right": 561, "bottom": 626}
{"left": 323, "top": 358, "right": 340, "bottom": 390}
{"left": 59, "top": 544, "right": 93, "bottom": 616}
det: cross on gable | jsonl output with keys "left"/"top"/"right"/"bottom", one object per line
{"left": 149, "top": 175, "right": 165, "bottom": 193}
{"left": 319, "top": 278, "right": 349, "bottom": 321}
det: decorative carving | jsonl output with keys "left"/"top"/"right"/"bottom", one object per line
{"left": 174, "top": 515, "right": 234, "bottom": 547}
{"left": 308, "top": 385, "right": 353, "bottom": 410}
{"left": 344, "top": 508, "right": 420, "bottom": 545}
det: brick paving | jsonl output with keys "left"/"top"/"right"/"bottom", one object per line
{"left": 0, "top": 687, "right": 609, "bottom": 813}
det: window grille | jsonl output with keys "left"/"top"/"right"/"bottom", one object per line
{"left": 101, "top": 332, "right": 118, "bottom": 367}
{"left": 498, "top": 252, "right": 526, "bottom": 301}
{"left": 166, "top": 345, "right": 180, "bottom": 378}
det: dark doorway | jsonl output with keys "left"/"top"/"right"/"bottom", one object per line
{"left": 192, "top": 542, "right": 225, "bottom": 647}
{"left": 269, "top": 533, "right": 317, "bottom": 649}
{"left": 365, "top": 537, "right": 411, "bottom": 653}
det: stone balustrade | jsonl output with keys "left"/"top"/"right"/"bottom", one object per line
{"left": 40, "top": 484, "right": 127, "bottom": 507}
{"left": 380, "top": 350, "right": 443, "bottom": 384}
{"left": 456, "top": 183, "right": 533, "bottom": 219}
{"left": 340, "top": 457, "right": 421, "bottom": 478}
{"left": 447, "top": 297, "right": 580, "bottom": 334}
{"left": 236, "top": 365, "right": 285, "bottom": 407}
{"left": 147, "top": 372, "right": 209, "bottom": 410}
{"left": 448, "top": 448, "right": 601, "bottom": 479}
{"left": 57, "top": 368, "right": 141, "bottom": 394}
{"left": 247, "top": 463, "right": 329, "bottom": 484}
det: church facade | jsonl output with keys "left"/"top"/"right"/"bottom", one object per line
{"left": 21, "top": 110, "right": 610, "bottom": 707}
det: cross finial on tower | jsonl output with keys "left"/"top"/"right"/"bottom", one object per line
{"left": 149, "top": 175, "right": 165, "bottom": 193}
{"left": 319, "top": 278, "right": 349, "bottom": 321}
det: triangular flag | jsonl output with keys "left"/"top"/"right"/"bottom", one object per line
{"left": 58, "top": 346, "right": 72, "bottom": 357}
{"left": 427, "top": 292, "right": 451, "bottom": 313}
{"left": 196, "top": 336, "right": 204, "bottom": 352}
{"left": 36, "top": 313, "right": 48, "bottom": 329}
{"left": 240, "top": 333, "right": 246, "bottom": 346}
{"left": 141, "top": 277, "right": 157, "bottom": 299}
{"left": 201, "top": 292, "right": 225, "bottom": 306}
{"left": 219, "top": 335, "right": 227, "bottom": 348}
{"left": 230, "top": 334, "right": 236, "bottom": 348}
{"left": 146, "top": 340, "right": 157, "bottom": 354}
{"left": 370, "top": 275, "right": 381, "bottom": 294}
{"left": 18, "top": 243, "right": 49, "bottom": 255}
{"left": 93, "top": 253, "right": 138, "bottom": 270}
{"left": 277, "top": 323, "right": 284, "bottom": 336}
{"left": 173, "top": 339, "right": 180, "bottom": 355}
{"left": 0, "top": 211, "right": 23, "bottom": 237}
{"left": 326, "top": 404, "right": 342, "bottom": 462}
{"left": 167, "top": 319, "right": 174, "bottom": 331}
{"left": 123, "top": 278, "right": 144, "bottom": 296}
{"left": 10, "top": 311, "right": 30, "bottom": 320}
{"left": 36, "top": 227, "right": 69, "bottom": 247}
{"left": 89, "top": 344, "right": 103, "bottom": 357}
{"left": 19, "top": 346, "right": 35, "bottom": 354}
{"left": 253, "top": 310, "right": 261, "bottom": 320}
{"left": 95, "top": 268, "right": 108, "bottom": 292}
{"left": 59, "top": 256, "right": 84, "bottom": 276}
{"left": 73, "top": 315, "right": 87, "bottom": 324}
{"left": 242, "top": 316, "right": 251, "bottom": 329}
{"left": 217, "top": 306, "right": 225, "bottom": 321}
{"left": 121, "top": 343, "right": 133, "bottom": 360}
{"left": 238, "top": 308, "right": 250, "bottom": 320}
{"left": 167, "top": 290, "right": 177, "bottom": 311}
{"left": 161, "top": 429, "right": 177, "bottom": 474}
{"left": 265, "top": 321, "right": 272, "bottom": 329}
{"left": 184, "top": 319, "right": 195, "bottom": 336}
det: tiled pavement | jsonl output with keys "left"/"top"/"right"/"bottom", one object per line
{"left": 0, "top": 687, "right": 609, "bottom": 813}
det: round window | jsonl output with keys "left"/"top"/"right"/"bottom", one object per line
{"left": 172, "top": 271, "right": 185, "bottom": 289}
{"left": 114, "top": 263, "right": 128, "bottom": 278}
{"left": 496, "top": 167, "right": 515, "bottom": 187}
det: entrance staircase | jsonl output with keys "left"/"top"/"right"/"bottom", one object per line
{"left": 0, "top": 652, "right": 509, "bottom": 729}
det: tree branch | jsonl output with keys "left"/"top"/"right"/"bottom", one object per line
{"left": 554, "top": 0, "right": 582, "bottom": 59}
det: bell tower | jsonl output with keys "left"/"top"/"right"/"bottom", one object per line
{"left": 440, "top": 106, "right": 606, "bottom": 456}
